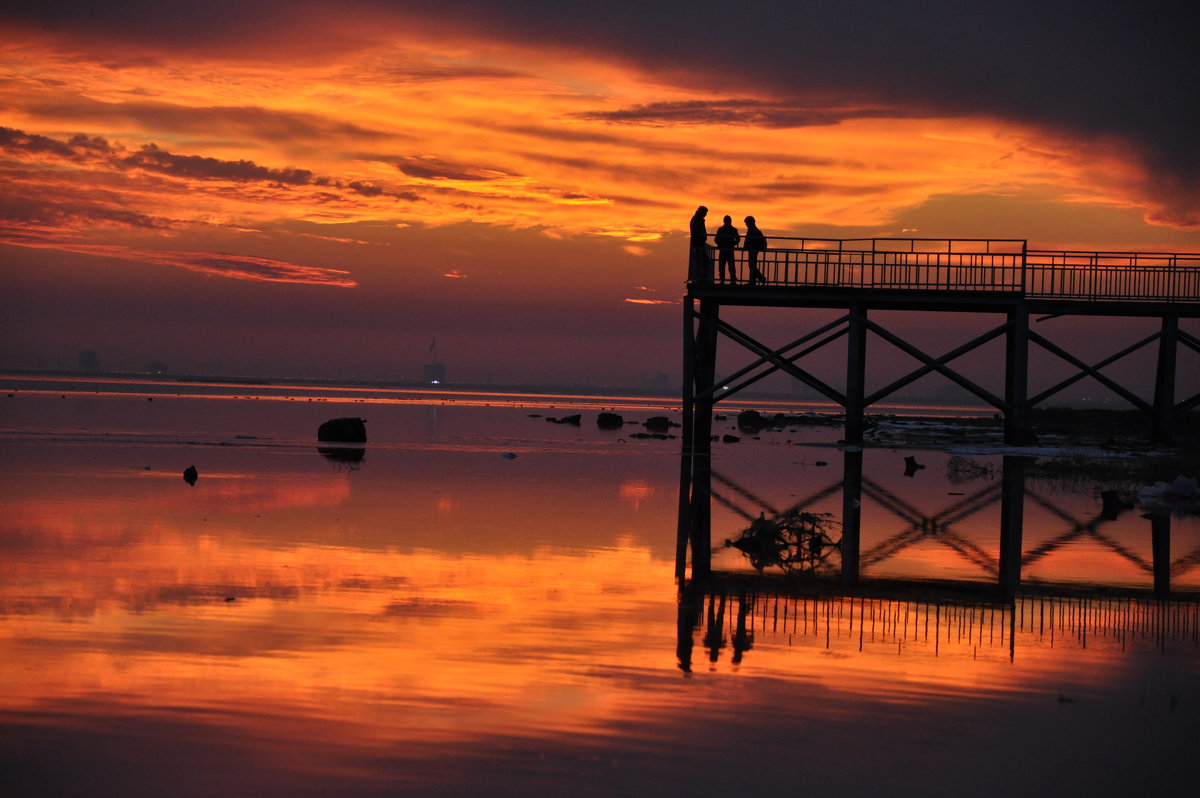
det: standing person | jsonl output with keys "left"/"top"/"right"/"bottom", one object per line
{"left": 743, "top": 215, "right": 768, "bottom": 285}
{"left": 689, "top": 205, "right": 712, "bottom": 282}
{"left": 713, "top": 215, "right": 741, "bottom": 284}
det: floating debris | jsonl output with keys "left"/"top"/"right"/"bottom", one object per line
{"left": 903, "top": 455, "right": 926, "bottom": 477}
{"left": 183, "top": 465, "right": 198, "bottom": 485}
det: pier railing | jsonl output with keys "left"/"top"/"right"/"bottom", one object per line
{"left": 698, "top": 236, "right": 1200, "bottom": 304}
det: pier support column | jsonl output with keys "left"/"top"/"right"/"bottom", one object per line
{"left": 844, "top": 304, "right": 867, "bottom": 444}
{"left": 677, "top": 298, "right": 697, "bottom": 579}
{"left": 687, "top": 298, "right": 719, "bottom": 577}
{"left": 998, "top": 455, "right": 1028, "bottom": 600}
{"left": 840, "top": 448, "right": 862, "bottom": 584}
{"left": 1152, "top": 314, "right": 1178, "bottom": 446}
{"left": 1004, "top": 305, "right": 1031, "bottom": 445}
{"left": 1151, "top": 513, "right": 1171, "bottom": 599}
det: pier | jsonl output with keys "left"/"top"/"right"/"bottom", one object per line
{"left": 678, "top": 237, "right": 1200, "bottom": 586}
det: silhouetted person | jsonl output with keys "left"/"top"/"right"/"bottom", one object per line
{"left": 743, "top": 216, "right": 768, "bottom": 284}
{"left": 689, "top": 205, "right": 712, "bottom": 282}
{"left": 713, "top": 215, "right": 740, "bottom": 283}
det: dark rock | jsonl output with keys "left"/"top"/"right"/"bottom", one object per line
{"left": 183, "top": 465, "right": 198, "bottom": 485}
{"left": 597, "top": 412, "right": 624, "bottom": 430}
{"left": 737, "top": 410, "right": 769, "bottom": 433}
{"left": 546, "top": 414, "right": 582, "bottom": 425}
{"left": 318, "top": 417, "right": 367, "bottom": 443}
{"left": 723, "top": 434, "right": 741, "bottom": 443}
{"left": 643, "top": 416, "right": 677, "bottom": 433}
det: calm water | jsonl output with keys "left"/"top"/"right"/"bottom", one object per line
{"left": 2, "top": 377, "right": 1197, "bottom": 797}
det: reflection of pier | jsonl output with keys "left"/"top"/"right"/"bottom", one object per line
{"left": 678, "top": 449, "right": 1199, "bottom": 601}
{"left": 677, "top": 588, "right": 1200, "bottom": 672}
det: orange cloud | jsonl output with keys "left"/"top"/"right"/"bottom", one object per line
{"left": 0, "top": 17, "right": 1195, "bottom": 295}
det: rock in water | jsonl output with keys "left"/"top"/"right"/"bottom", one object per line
{"left": 736, "top": 410, "right": 769, "bottom": 433}
{"left": 545, "top": 414, "right": 582, "bottom": 426}
{"left": 183, "top": 465, "right": 198, "bottom": 485}
{"left": 643, "top": 416, "right": 674, "bottom": 433}
{"left": 597, "top": 412, "right": 624, "bottom": 430}
{"left": 318, "top": 417, "right": 367, "bottom": 443}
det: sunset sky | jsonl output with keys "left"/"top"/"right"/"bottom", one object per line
{"left": 2, "top": 1, "right": 1197, "bottom": 386}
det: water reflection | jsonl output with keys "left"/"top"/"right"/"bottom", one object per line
{"left": 317, "top": 445, "right": 366, "bottom": 464}
{"left": 684, "top": 449, "right": 1200, "bottom": 598}
{"left": 679, "top": 587, "right": 1199, "bottom": 674}
{"left": 3, "top": 390, "right": 1199, "bottom": 797}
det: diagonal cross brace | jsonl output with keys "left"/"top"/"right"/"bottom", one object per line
{"left": 711, "top": 318, "right": 847, "bottom": 405}
{"left": 716, "top": 328, "right": 849, "bottom": 404}
{"left": 864, "top": 321, "right": 1011, "bottom": 408}
{"left": 862, "top": 318, "right": 1010, "bottom": 411}
{"left": 1027, "top": 330, "right": 1154, "bottom": 412}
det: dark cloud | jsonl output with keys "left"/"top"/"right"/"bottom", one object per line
{"left": 4, "top": 1, "right": 1196, "bottom": 223}
{"left": 0, "top": 186, "right": 176, "bottom": 232}
{"left": 1, "top": 126, "right": 423, "bottom": 202}
{"left": 0, "top": 126, "right": 113, "bottom": 160}
{"left": 161, "top": 250, "right": 357, "bottom": 285}
{"left": 576, "top": 100, "right": 904, "bottom": 129}
{"left": 394, "top": 156, "right": 501, "bottom": 182}
{"left": 19, "top": 99, "right": 391, "bottom": 145}
{"left": 123, "top": 144, "right": 315, "bottom": 184}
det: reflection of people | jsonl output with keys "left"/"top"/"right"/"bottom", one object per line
{"left": 743, "top": 215, "right": 768, "bottom": 284}
{"left": 704, "top": 593, "right": 726, "bottom": 663}
{"left": 713, "top": 215, "right": 741, "bottom": 283}
{"left": 689, "top": 205, "right": 712, "bottom": 282}
{"left": 731, "top": 593, "right": 754, "bottom": 665}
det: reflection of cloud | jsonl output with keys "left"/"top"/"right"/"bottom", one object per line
{"left": 623, "top": 298, "right": 675, "bottom": 306}
{"left": 380, "top": 597, "right": 480, "bottom": 617}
